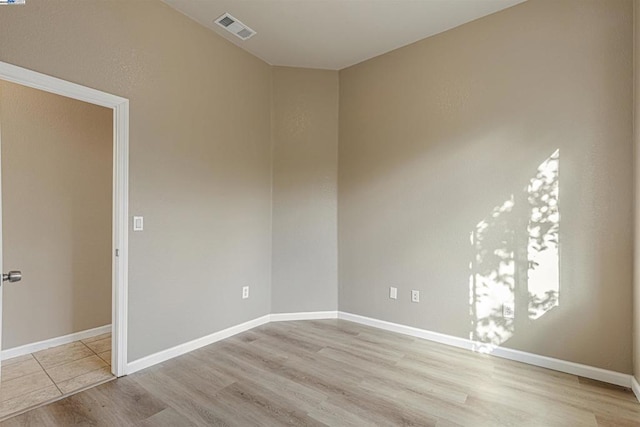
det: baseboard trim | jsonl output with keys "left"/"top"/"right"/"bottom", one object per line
{"left": 126, "top": 315, "right": 271, "bottom": 375}
{"left": 338, "top": 311, "right": 473, "bottom": 351}
{"left": 1, "top": 324, "right": 111, "bottom": 361}
{"left": 270, "top": 311, "right": 338, "bottom": 322}
{"left": 338, "top": 312, "right": 632, "bottom": 389}
{"left": 488, "top": 344, "right": 631, "bottom": 388}
{"left": 632, "top": 376, "right": 640, "bottom": 402}
{"left": 123, "top": 310, "right": 635, "bottom": 393}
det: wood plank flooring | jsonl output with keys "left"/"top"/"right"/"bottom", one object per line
{"left": 1, "top": 320, "right": 639, "bottom": 426}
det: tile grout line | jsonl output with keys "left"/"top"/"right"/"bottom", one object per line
{"left": 80, "top": 337, "right": 110, "bottom": 357}
{"left": 39, "top": 340, "right": 112, "bottom": 388}
{"left": 72, "top": 340, "right": 114, "bottom": 382}
{"left": 0, "top": 371, "right": 116, "bottom": 423}
{"left": 47, "top": 342, "right": 110, "bottom": 386}
{"left": 31, "top": 352, "right": 63, "bottom": 396}
{"left": 0, "top": 338, "right": 114, "bottom": 421}
{"left": 97, "top": 353, "right": 111, "bottom": 366}
{"left": 0, "top": 371, "right": 57, "bottom": 407}
{"left": 81, "top": 338, "right": 112, "bottom": 365}
{"left": 81, "top": 336, "right": 112, "bottom": 368}
{"left": 79, "top": 339, "right": 98, "bottom": 356}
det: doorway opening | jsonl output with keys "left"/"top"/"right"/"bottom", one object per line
{"left": 0, "top": 61, "right": 129, "bottom": 418}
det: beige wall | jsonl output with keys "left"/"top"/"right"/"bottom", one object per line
{"left": 271, "top": 67, "right": 339, "bottom": 313}
{"left": 339, "top": 0, "right": 634, "bottom": 373}
{"left": 0, "top": 0, "right": 273, "bottom": 361}
{"left": 0, "top": 81, "right": 112, "bottom": 349}
{"left": 0, "top": 0, "right": 634, "bottom": 376}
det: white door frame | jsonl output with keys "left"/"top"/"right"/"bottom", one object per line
{"left": 0, "top": 61, "right": 129, "bottom": 377}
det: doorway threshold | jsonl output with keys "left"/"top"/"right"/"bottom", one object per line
{"left": 0, "top": 334, "right": 115, "bottom": 421}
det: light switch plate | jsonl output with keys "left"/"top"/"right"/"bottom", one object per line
{"left": 133, "top": 216, "right": 144, "bottom": 231}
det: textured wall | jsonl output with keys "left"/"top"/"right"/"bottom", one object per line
{"left": 0, "top": 0, "right": 634, "bottom": 377}
{"left": 0, "top": 0, "right": 272, "bottom": 361}
{"left": 0, "top": 81, "right": 112, "bottom": 349}
{"left": 271, "top": 67, "right": 339, "bottom": 313}
{"left": 339, "top": 0, "right": 633, "bottom": 373}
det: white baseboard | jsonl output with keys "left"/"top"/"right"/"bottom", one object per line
{"left": 123, "top": 309, "right": 636, "bottom": 398}
{"left": 338, "top": 312, "right": 633, "bottom": 389}
{"left": 126, "top": 315, "right": 270, "bottom": 375}
{"left": 1, "top": 324, "right": 111, "bottom": 361}
{"left": 488, "top": 344, "right": 631, "bottom": 388}
{"left": 338, "top": 312, "right": 473, "bottom": 351}
{"left": 126, "top": 312, "right": 336, "bottom": 375}
{"left": 270, "top": 311, "right": 338, "bottom": 322}
{"left": 632, "top": 376, "right": 640, "bottom": 402}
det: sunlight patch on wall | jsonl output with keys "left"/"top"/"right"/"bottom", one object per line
{"left": 469, "top": 150, "right": 560, "bottom": 351}
{"left": 527, "top": 149, "right": 559, "bottom": 320}
{"left": 469, "top": 196, "right": 516, "bottom": 352}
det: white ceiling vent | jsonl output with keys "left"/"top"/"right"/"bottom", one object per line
{"left": 214, "top": 13, "right": 256, "bottom": 41}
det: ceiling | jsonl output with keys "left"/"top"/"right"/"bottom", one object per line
{"left": 162, "top": 0, "right": 526, "bottom": 70}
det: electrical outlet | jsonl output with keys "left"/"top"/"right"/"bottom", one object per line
{"left": 411, "top": 290, "right": 420, "bottom": 303}
{"left": 242, "top": 286, "right": 249, "bottom": 299}
{"left": 389, "top": 287, "right": 398, "bottom": 300}
{"left": 503, "top": 303, "right": 515, "bottom": 319}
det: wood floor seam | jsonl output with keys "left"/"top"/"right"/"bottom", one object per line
{"left": 1, "top": 321, "right": 638, "bottom": 426}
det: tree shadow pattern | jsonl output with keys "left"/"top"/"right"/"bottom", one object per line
{"left": 469, "top": 150, "right": 559, "bottom": 349}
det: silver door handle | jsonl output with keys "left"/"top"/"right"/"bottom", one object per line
{"left": 2, "top": 271, "right": 22, "bottom": 283}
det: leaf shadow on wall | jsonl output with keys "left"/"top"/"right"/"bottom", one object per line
{"left": 469, "top": 150, "right": 559, "bottom": 352}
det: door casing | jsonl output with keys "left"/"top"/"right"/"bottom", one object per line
{"left": 0, "top": 61, "right": 129, "bottom": 377}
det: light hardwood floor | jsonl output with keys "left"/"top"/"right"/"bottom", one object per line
{"left": 1, "top": 320, "right": 639, "bottom": 426}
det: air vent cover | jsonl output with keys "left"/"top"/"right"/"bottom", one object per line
{"left": 214, "top": 13, "right": 256, "bottom": 41}
{"left": 218, "top": 16, "right": 234, "bottom": 27}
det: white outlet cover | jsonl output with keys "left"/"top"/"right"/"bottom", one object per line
{"left": 242, "top": 286, "right": 249, "bottom": 299}
{"left": 411, "top": 290, "right": 420, "bottom": 303}
{"left": 503, "top": 303, "right": 515, "bottom": 318}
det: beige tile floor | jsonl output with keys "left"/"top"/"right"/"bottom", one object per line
{"left": 0, "top": 333, "right": 114, "bottom": 420}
